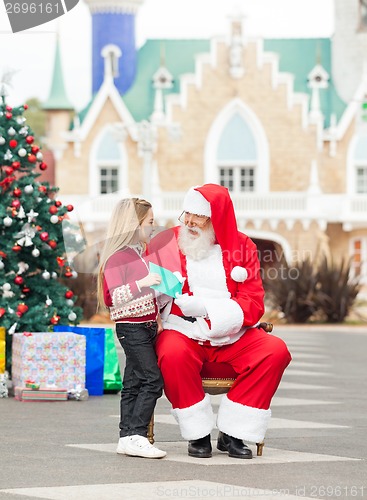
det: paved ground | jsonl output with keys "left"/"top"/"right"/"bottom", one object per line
{"left": 0, "top": 326, "right": 366, "bottom": 500}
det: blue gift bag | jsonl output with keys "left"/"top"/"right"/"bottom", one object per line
{"left": 54, "top": 325, "right": 105, "bottom": 396}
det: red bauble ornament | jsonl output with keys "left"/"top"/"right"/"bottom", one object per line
{"left": 11, "top": 199, "right": 21, "bottom": 208}
{"left": 39, "top": 162, "right": 48, "bottom": 171}
{"left": 5, "top": 105, "right": 12, "bottom": 111}
{"left": 12, "top": 244, "right": 22, "bottom": 252}
{"left": 12, "top": 161, "right": 21, "bottom": 170}
{"left": 64, "top": 270, "right": 73, "bottom": 278}
{"left": 5, "top": 112, "right": 12, "bottom": 119}
{"left": 39, "top": 231, "right": 49, "bottom": 241}
{"left": 17, "top": 303, "right": 29, "bottom": 314}
{"left": 5, "top": 167, "right": 14, "bottom": 175}
{"left": 22, "top": 287, "right": 30, "bottom": 293}
{"left": 65, "top": 290, "right": 74, "bottom": 299}
{"left": 38, "top": 185, "right": 47, "bottom": 193}
{"left": 56, "top": 257, "right": 65, "bottom": 267}
{"left": 24, "top": 104, "right": 28, "bottom": 110}
{"left": 0, "top": 251, "right": 6, "bottom": 259}
{"left": 14, "top": 275, "right": 24, "bottom": 285}
{"left": 9, "top": 139, "right": 18, "bottom": 148}
{"left": 13, "top": 187, "right": 22, "bottom": 197}
{"left": 66, "top": 204, "right": 74, "bottom": 212}
{"left": 49, "top": 205, "right": 58, "bottom": 215}
{"left": 0, "top": 307, "right": 5, "bottom": 318}
{"left": 28, "top": 154, "right": 37, "bottom": 163}
{"left": 36, "top": 225, "right": 42, "bottom": 231}
{"left": 31, "top": 145, "right": 39, "bottom": 154}
{"left": 48, "top": 240, "right": 57, "bottom": 249}
{"left": 25, "top": 135, "right": 34, "bottom": 144}
{"left": 55, "top": 201, "right": 62, "bottom": 207}
{"left": 50, "top": 314, "right": 60, "bottom": 325}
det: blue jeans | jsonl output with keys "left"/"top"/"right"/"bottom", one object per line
{"left": 116, "top": 321, "right": 163, "bottom": 438}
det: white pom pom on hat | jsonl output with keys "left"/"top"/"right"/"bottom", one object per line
{"left": 183, "top": 187, "right": 211, "bottom": 217}
{"left": 230, "top": 266, "right": 248, "bottom": 282}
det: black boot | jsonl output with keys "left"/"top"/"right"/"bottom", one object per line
{"left": 188, "top": 434, "right": 212, "bottom": 458}
{"left": 217, "top": 431, "right": 253, "bottom": 459}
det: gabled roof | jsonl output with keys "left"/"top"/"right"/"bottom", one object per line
{"left": 77, "top": 37, "right": 347, "bottom": 129}
{"left": 264, "top": 38, "right": 346, "bottom": 128}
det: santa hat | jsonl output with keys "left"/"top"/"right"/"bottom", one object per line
{"left": 183, "top": 184, "right": 248, "bottom": 282}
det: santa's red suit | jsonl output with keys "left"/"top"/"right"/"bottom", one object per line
{"left": 148, "top": 184, "right": 291, "bottom": 443}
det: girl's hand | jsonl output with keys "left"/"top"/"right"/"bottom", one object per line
{"left": 137, "top": 272, "right": 161, "bottom": 289}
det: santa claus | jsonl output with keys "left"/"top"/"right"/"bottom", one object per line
{"left": 150, "top": 184, "right": 291, "bottom": 459}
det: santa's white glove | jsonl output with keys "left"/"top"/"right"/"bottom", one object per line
{"left": 175, "top": 293, "right": 207, "bottom": 317}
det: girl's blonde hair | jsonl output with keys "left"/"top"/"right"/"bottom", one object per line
{"left": 97, "top": 197, "right": 152, "bottom": 309}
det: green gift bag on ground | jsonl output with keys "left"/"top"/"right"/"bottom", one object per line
{"left": 104, "top": 328, "right": 122, "bottom": 393}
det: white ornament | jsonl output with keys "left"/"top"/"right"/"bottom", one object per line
{"left": 3, "top": 216, "right": 12, "bottom": 227}
{"left": 71, "top": 270, "right": 78, "bottom": 279}
{"left": 26, "top": 209, "right": 38, "bottom": 222}
{"left": 15, "top": 222, "right": 35, "bottom": 247}
{"left": 16, "top": 117, "right": 26, "bottom": 124}
{"left": 4, "top": 149, "right": 12, "bottom": 160}
{"left": 42, "top": 270, "right": 50, "bottom": 280}
{"left": 52, "top": 272, "right": 57, "bottom": 279}
{"left": 68, "top": 312, "right": 77, "bottom": 322}
{"left": 19, "top": 126, "right": 28, "bottom": 136}
{"left": 0, "top": 136, "right": 5, "bottom": 145}
{"left": 3, "top": 283, "right": 11, "bottom": 291}
{"left": 32, "top": 248, "right": 40, "bottom": 257}
{"left": 24, "top": 185, "right": 34, "bottom": 194}
{"left": 66, "top": 299, "right": 74, "bottom": 307}
{"left": 17, "top": 206, "right": 26, "bottom": 219}
{"left": 230, "top": 266, "right": 248, "bottom": 282}
{"left": 17, "top": 262, "right": 29, "bottom": 274}
{"left": 36, "top": 152, "right": 43, "bottom": 161}
{"left": 18, "top": 148, "right": 27, "bottom": 157}
{"left": 0, "top": 260, "right": 4, "bottom": 270}
{"left": 7, "top": 127, "right": 16, "bottom": 136}
{"left": 45, "top": 296, "right": 52, "bottom": 306}
{"left": 8, "top": 323, "right": 17, "bottom": 334}
{"left": 50, "top": 215, "right": 59, "bottom": 224}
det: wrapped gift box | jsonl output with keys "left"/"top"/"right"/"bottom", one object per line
{"left": 15, "top": 386, "right": 68, "bottom": 401}
{"left": 11, "top": 332, "right": 86, "bottom": 391}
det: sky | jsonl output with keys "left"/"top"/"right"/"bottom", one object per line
{"left": 0, "top": 0, "right": 334, "bottom": 110}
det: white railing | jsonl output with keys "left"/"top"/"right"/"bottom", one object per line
{"left": 61, "top": 191, "right": 367, "bottom": 227}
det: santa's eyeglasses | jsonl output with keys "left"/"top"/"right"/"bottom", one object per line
{"left": 178, "top": 211, "right": 210, "bottom": 227}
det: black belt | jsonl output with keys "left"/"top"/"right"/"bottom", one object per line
{"left": 181, "top": 316, "right": 197, "bottom": 323}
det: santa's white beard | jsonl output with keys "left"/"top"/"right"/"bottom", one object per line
{"left": 178, "top": 224, "right": 216, "bottom": 261}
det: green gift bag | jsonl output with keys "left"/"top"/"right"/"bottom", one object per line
{"left": 104, "top": 328, "right": 122, "bottom": 393}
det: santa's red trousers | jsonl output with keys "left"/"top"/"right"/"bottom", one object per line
{"left": 155, "top": 327, "right": 291, "bottom": 410}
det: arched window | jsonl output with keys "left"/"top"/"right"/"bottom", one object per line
{"left": 354, "top": 135, "right": 367, "bottom": 193}
{"left": 217, "top": 113, "right": 257, "bottom": 192}
{"left": 89, "top": 126, "right": 128, "bottom": 196}
{"left": 204, "top": 98, "right": 269, "bottom": 193}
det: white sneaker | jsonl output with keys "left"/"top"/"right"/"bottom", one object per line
{"left": 116, "top": 436, "right": 130, "bottom": 454}
{"left": 125, "top": 435, "right": 167, "bottom": 459}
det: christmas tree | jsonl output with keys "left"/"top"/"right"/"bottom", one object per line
{"left": 0, "top": 94, "right": 84, "bottom": 363}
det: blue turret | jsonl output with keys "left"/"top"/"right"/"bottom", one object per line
{"left": 84, "top": 0, "right": 144, "bottom": 95}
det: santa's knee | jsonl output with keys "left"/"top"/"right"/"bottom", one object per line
{"left": 265, "top": 336, "right": 292, "bottom": 370}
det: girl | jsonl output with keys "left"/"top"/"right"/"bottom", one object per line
{"left": 97, "top": 198, "right": 166, "bottom": 459}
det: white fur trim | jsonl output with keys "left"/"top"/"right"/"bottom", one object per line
{"left": 217, "top": 394, "right": 271, "bottom": 443}
{"left": 231, "top": 266, "right": 248, "bottom": 282}
{"left": 171, "top": 394, "right": 215, "bottom": 440}
{"left": 183, "top": 187, "right": 211, "bottom": 217}
{"left": 185, "top": 246, "right": 245, "bottom": 342}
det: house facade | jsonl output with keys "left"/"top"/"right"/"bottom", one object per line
{"left": 42, "top": 0, "right": 367, "bottom": 285}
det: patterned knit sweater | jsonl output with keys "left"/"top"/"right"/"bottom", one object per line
{"left": 103, "top": 246, "right": 158, "bottom": 323}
